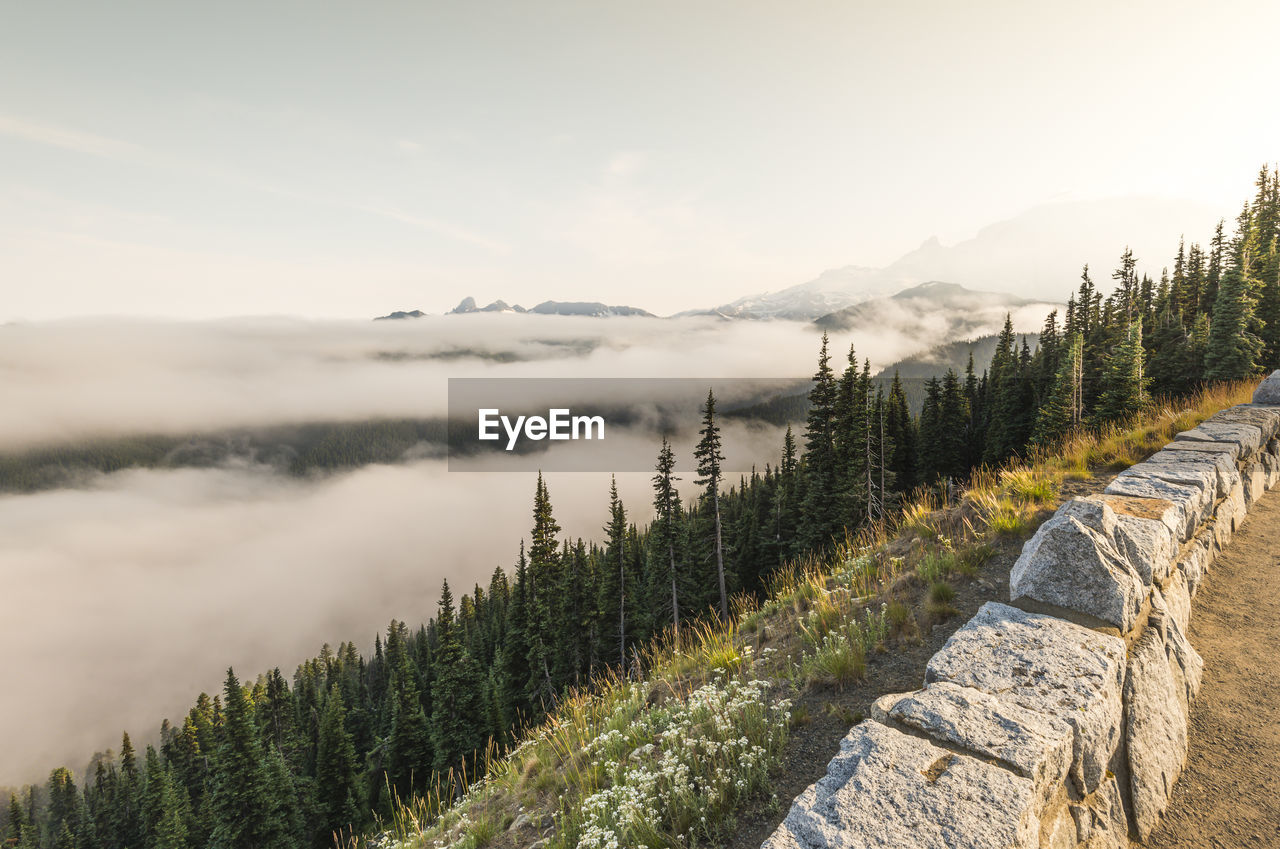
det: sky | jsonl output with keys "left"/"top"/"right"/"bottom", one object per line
{"left": 2, "top": 0, "right": 1279, "bottom": 319}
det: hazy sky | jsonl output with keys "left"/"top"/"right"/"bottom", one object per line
{"left": 2, "top": 0, "right": 1278, "bottom": 319}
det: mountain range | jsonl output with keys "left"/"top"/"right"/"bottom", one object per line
{"left": 375, "top": 197, "right": 1221, "bottom": 323}
{"left": 375, "top": 298, "right": 654, "bottom": 319}
{"left": 695, "top": 197, "right": 1221, "bottom": 320}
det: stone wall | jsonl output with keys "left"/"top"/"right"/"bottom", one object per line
{"left": 762, "top": 374, "right": 1280, "bottom": 849}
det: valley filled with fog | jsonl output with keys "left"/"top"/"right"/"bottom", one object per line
{"left": 0, "top": 301, "right": 1055, "bottom": 784}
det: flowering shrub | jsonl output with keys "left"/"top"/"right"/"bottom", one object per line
{"left": 558, "top": 677, "right": 790, "bottom": 849}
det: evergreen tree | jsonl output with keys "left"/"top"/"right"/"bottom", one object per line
{"left": 770, "top": 427, "right": 801, "bottom": 571}
{"left": 885, "top": 372, "right": 917, "bottom": 496}
{"left": 1031, "top": 332, "right": 1083, "bottom": 448}
{"left": 142, "top": 745, "right": 168, "bottom": 848}
{"left": 205, "top": 669, "right": 297, "bottom": 849}
{"left": 115, "top": 733, "right": 143, "bottom": 849}
{"left": 430, "top": 581, "right": 488, "bottom": 775}
{"left": 693, "top": 389, "right": 730, "bottom": 621}
{"left": 983, "top": 315, "right": 1024, "bottom": 465}
{"left": 937, "top": 370, "right": 971, "bottom": 481}
{"left": 153, "top": 767, "right": 191, "bottom": 849}
{"left": 383, "top": 624, "right": 432, "bottom": 799}
{"left": 314, "top": 684, "right": 362, "bottom": 841}
{"left": 598, "top": 477, "right": 631, "bottom": 670}
{"left": 651, "top": 438, "right": 682, "bottom": 639}
{"left": 799, "top": 334, "right": 841, "bottom": 550}
{"left": 500, "top": 544, "right": 531, "bottom": 729}
{"left": 1206, "top": 219, "right": 1226, "bottom": 310}
{"left": 525, "top": 473, "right": 562, "bottom": 705}
{"left": 1206, "top": 211, "right": 1265, "bottom": 380}
{"left": 1096, "top": 319, "right": 1149, "bottom": 423}
{"left": 7, "top": 794, "right": 25, "bottom": 845}
{"left": 46, "top": 768, "right": 80, "bottom": 849}
{"left": 917, "top": 376, "right": 944, "bottom": 482}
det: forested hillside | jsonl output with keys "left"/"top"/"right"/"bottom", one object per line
{"left": 5, "top": 166, "right": 1279, "bottom": 849}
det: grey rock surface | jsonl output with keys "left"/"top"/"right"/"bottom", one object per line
{"left": 1251, "top": 370, "right": 1280, "bottom": 404}
{"left": 1213, "top": 481, "right": 1247, "bottom": 552}
{"left": 1160, "top": 437, "right": 1242, "bottom": 462}
{"left": 1115, "top": 456, "right": 1219, "bottom": 506}
{"left": 1058, "top": 495, "right": 1177, "bottom": 585}
{"left": 760, "top": 721, "right": 1039, "bottom": 849}
{"left": 1069, "top": 775, "right": 1129, "bottom": 849}
{"left": 1224, "top": 480, "right": 1248, "bottom": 529}
{"left": 1146, "top": 447, "right": 1240, "bottom": 498}
{"left": 1125, "top": 628, "right": 1189, "bottom": 841}
{"left": 1010, "top": 514, "right": 1145, "bottom": 631}
{"left": 1149, "top": 596, "right": 1203, "bottom": 721}
{"left": 1103, "top": 475, "right": 1203, "bottom": 540}
{"left": 926, "top": 603, "right": 1126, "bottom": 794}
{"left": 1039, "top": 805, "right": 1077, "bottom": 849}
{"left": 1175, "top": 420, "right": 1263, "bottom": 458}
{"left": 1210, "top": 402, "right": 1280, "bottom": 439}
{"left": 1243, "top": 456, "right": 1267, "bottom": 506}
{"left": 1112, "top": 464, "right": 1215, "bottom": 532}
{"left": 1262, "top": 451, "right": 1280, "bottom": 489}
{"left": 877, "top": 682, "right": 1073, "bottom": 812}
{"left": 1175, "top": 534, "right": 1208, "bottom": 597}
{"left": 1159, "top": 570, "right": 1192, "bottom": 634}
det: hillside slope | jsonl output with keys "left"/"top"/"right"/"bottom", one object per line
{"left": 388, "top": 380, "right": 1255, "bottom": 849}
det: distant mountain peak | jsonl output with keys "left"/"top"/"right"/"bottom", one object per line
{"left": 448, "top": 297, "right": 527, "bottom": 314}
{"left": 529, "top": 300, "right": 654, "bottom": 318}
{"left": 444, "top": 297, "right": 652, "bottom": 318}
{"left": 373, "top": 309, "right": 426, "bottom": 321}
{"left": 694, "top": 196, "right": 1223, "bottom": 320}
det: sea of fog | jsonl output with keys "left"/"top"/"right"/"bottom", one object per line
{"left": 0, "top": 308, "right": 1052, "bottom": 784}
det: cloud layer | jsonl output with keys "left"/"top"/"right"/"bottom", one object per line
{"left": 0, "top": 308, "right": 1050, "bottom": 783}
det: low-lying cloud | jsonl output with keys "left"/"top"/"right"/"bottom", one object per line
{"left": 0, "top": 308, "right": 1053, "bottom": 452}
{"left": 0, "top": 460, "right": 675, "bottom": 784}
{"left": 0, "top": 303, "right": 1055, "bottom": 784}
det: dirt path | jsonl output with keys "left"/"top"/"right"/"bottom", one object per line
{"left": 1144, "top": 490, "right": 1280, "bottom": 848}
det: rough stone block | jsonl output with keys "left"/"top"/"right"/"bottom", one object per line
{"left": 1039, "top": 804, "right": 1076, "bottom": 849}
{"left": 1251, "top": 370, "right": 1280, "bottom": 405}
{"left": 1211, "top": 509, "right": 1234, "bottom": 551}
{"left": 1211, "top": 402, "right": 1280, "bottom": 440}
{"left": 1175, "top": 535, "right": 1208, "bottom": 597}
{"left": 1124, "top": 628, "right": 1189, "bottom": 841}
{"left": 1149, "top": 595, "right": 1203, "bottom": 721}
{"left": 761, "top": 721, "right": 1039, "bottom": 849}
{"left": 1011, "top": 514, "right": 1145, "bottom": 631}
{"left": 875, "top": 682, "right": 1073, "bottom": 813}
{"left": 1058, "top": 496, "right": 1177, "bottom": 586}
{"left": 1146, "top": 447, "right": 1239, "bottom": 499}
{"left": 1112, "top": 464, "right": 1215, "bottom": 526}
{"left": 1219, "top": 480, "right": 1247, "bottom": 532}
{"left": 1156, "top": 570, "right": 1191, "bottom": 634}
{"left": 1068, "top": 775, "right": 1129, "bottom": 849}
{"left": 1262, "top": 451, "right": 1280, "bottom": 489}
{"left": 1243, "top": 456, "right": 1267, "bottom": 506}
{"left": 1103, "top": 475, "right": 1203, "bottom": 540}
{"left": 1192, "top": 525, "right": 1219, "bottom": 572}
{"left": 1174, "top": 420, "right": 1263, "bottom": 458}
{"left": 926, "top": 603, "right": 1126, "bottom": 795}
{"left": 1160, "top": 437, "right": 1242, "bottom": 462}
